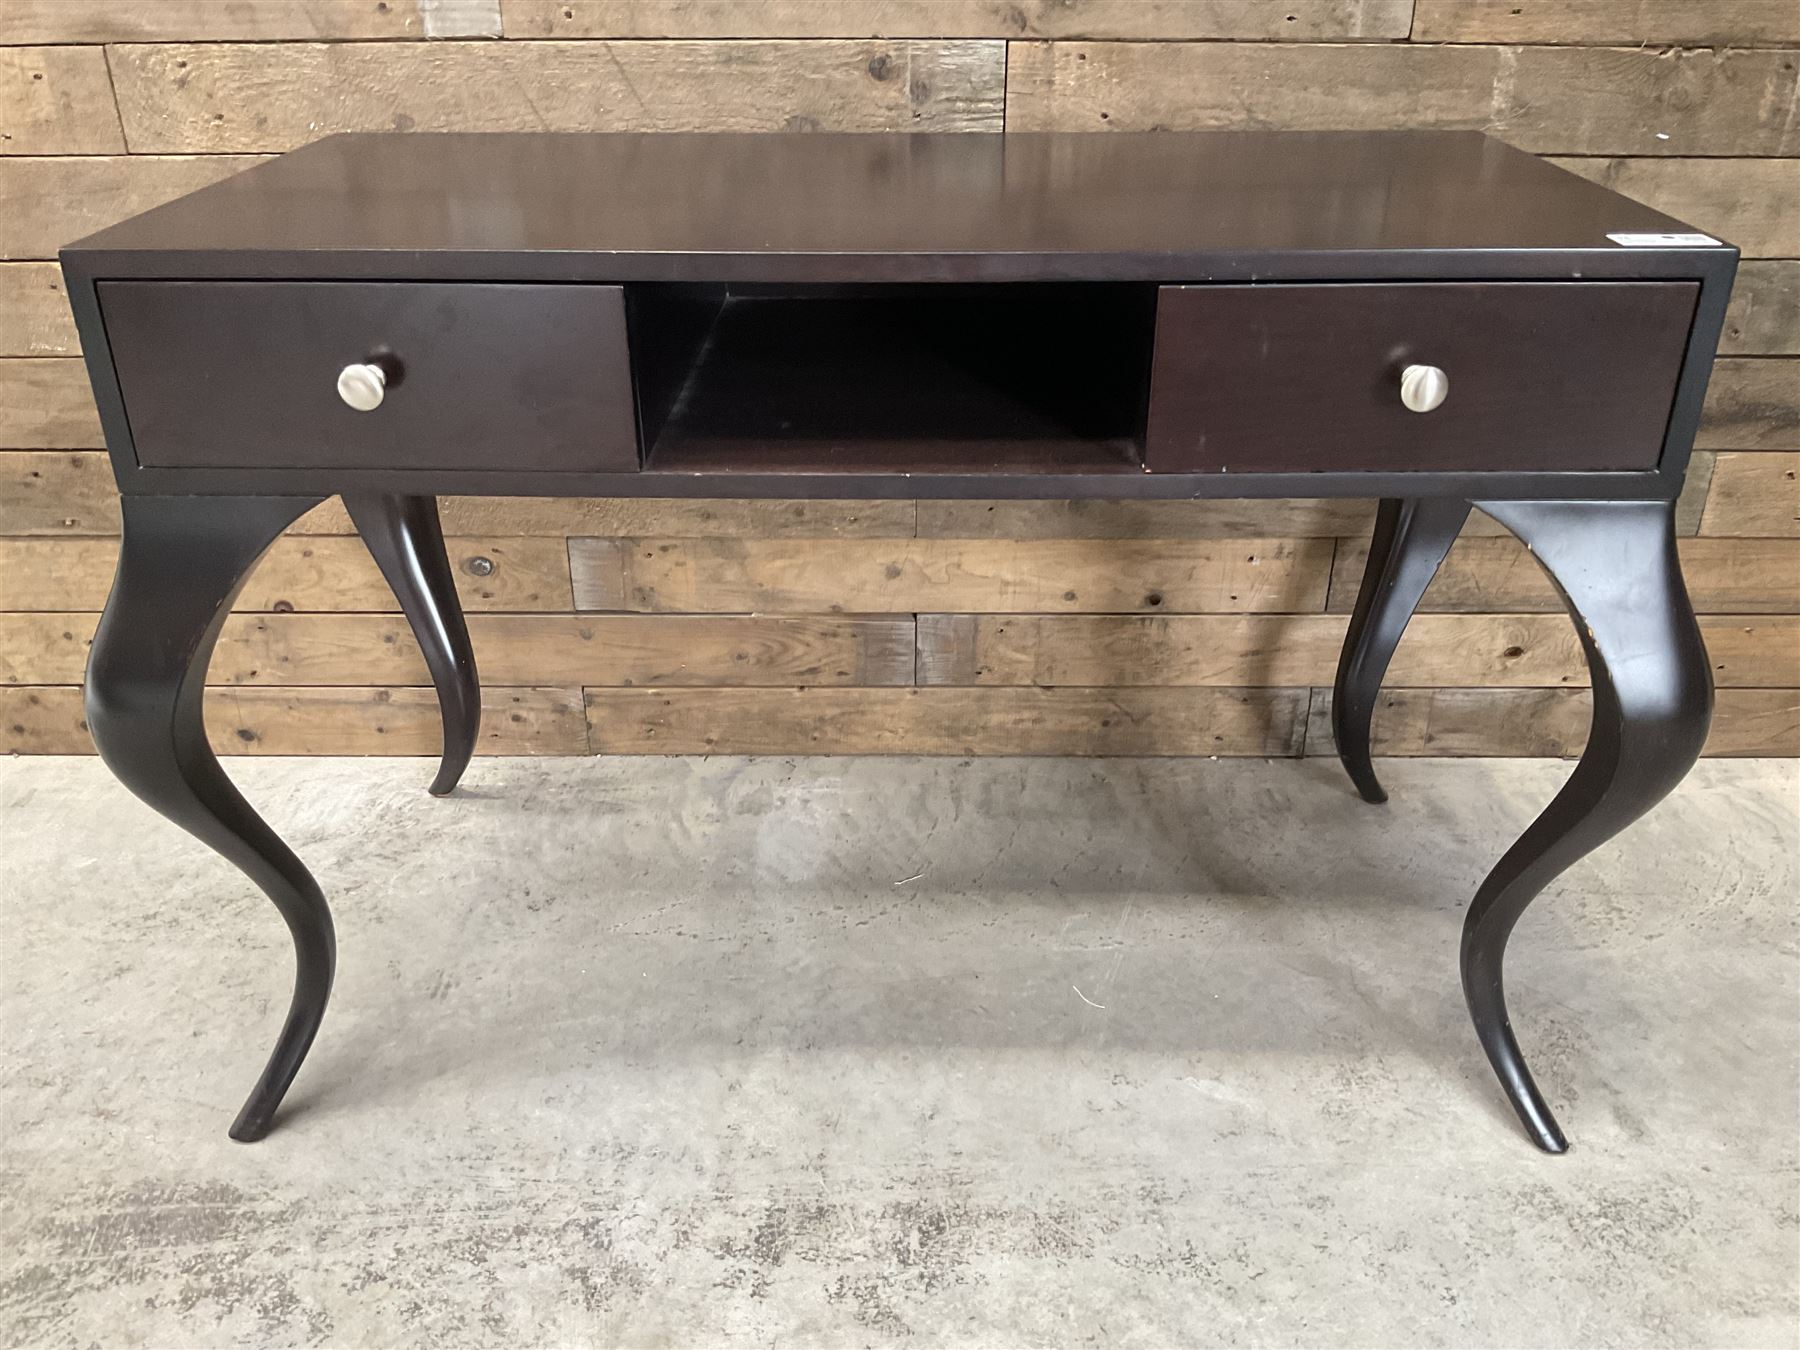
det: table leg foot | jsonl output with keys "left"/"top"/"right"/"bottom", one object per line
{"left": 1332, "top": 497, "right": 1471, "bottom": 803}
{"left": 85, "top": 494, "right": 335, "bottom": 1143}
{"left": 1464, "top": 499, "right": 1712, "bottom": 1152}
{"left": 344, "top": 494, "right": 480, "bottom": 796}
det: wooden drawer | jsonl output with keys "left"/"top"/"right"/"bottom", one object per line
{"left": 1145, "top": 282, "right": 1698, "bottom": 474}
{"left": 99, "top": 281, "right": 640, "bottom": 473}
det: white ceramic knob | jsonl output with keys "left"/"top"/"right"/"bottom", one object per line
{"left": 1399, "top": 363, "right": 1449, "bottom": 414}
{"left": 336, "top": 362, "right": 386, "bottom": 412}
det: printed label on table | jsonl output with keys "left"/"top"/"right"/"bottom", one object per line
{"left": 1606, "top": 232, "right": 1724, "bottom": 247}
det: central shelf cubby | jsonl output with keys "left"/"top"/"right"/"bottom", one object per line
{"left": 627, "top": 282, "right": 1158, "bottom": 475}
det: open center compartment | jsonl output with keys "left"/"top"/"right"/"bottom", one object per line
{"left": 628, "top": 283, "right": 1158, "bottom": 475}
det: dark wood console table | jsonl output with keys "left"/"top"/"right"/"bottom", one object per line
{"left": 62, "top": 131, "right": 1735, "bottom": 1151}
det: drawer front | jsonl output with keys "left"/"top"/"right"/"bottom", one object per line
{"left": 1145, "top": 282, "right": 1698, "bottom": 474}
{"left": 100, "top": 281, "right": 640, "bottom": 473}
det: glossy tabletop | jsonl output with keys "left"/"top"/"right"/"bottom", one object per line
{"left": 66, "top": 130, "right": 1721, "bottom": 283}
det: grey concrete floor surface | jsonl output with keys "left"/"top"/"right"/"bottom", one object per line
{"left": 1, "top": 755, "right": 1796, "bottom": 1349}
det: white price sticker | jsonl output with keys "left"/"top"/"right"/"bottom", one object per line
{"left": 1606, "top": 232, "right": 1724, "bottom": 247}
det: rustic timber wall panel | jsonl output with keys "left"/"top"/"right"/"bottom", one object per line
{"left": 2, "top": 1, "right": 1796, "bottom": 760}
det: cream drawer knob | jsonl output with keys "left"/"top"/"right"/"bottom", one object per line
{"left": 336, "top": 361, "right": 387, "bottom": 412}
{"left": 1400, "top": 363, "right": 1449, "bottom": 414}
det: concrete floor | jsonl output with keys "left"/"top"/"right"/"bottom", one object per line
{"left": 1, "top": 754, "right": 1795, "bottom": 1348}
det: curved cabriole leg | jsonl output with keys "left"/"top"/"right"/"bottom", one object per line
{"left": 85, "top": 494, "right": 333, "bottom": 1142}
{"left": 1332, "top": 497, "right": 1472, "bottom": 803}
{"left": 1464, "top": 499, "right": 1712, "bottom": 1153}
{"left": 344, "top": 495, "right": 480, "bottom": 796}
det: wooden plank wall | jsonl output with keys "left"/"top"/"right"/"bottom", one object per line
{"left": 2, "top": 0, "right": 1796, "bottom": 760}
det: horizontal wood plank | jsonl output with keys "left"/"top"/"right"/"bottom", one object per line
{"left": 918, "top": 613, "right": 1800, "bottom": 690}
{"left": 1006, "top": 42, "right": 1800, "bottom": 157}
{"left": 0, "top": 46, "right": 124, "bottom": 155}
{"left": 0, "top": 469, "right": 1722, "bottom": 546}
{"left": 0, "top": 462, "right": 919, "bottom": 538}
{"left": 0, "top": 0, "right": 497, "bottom": 44}
{"left": 0, "top": 685, "right": 89, "bottom": 752}
{"left": 205, "top": 685, "right": 591, "bottom": 755}
{"left": 571, "top": 537, "right": 1335, "bottom": 613}
{"left": 1411, "top": 0, "right": 1800, "bottom": 46}
{"left": 1700, "top": 453, "right": 1800, "bottom": 537}
{"left": 0, "top": 263, "right": 77, "bottom": 357}
{"left": 0, "top": 359, "right": 100, "bottom": 448}
{"left": 10, "top": 683, "right": 1793, "bottom": 757}
{"left": 919, "top": 486, "right": 1712, "bottom": 541}
{"left": 1723, "top": 262, "right": 1800, "bottom": 357}
{"left": 0, "top": 612, "right": 916, "bottom": 687}
{"left": 0, "top": 534, "right": 572, "bottom": 612}
{"left": 1701, "top": 618, "right": 1800, "bottom": 688}
{"left": 299, "top": 495, "right": 919, "bottom": 537}
{"left": 1704, "top": 689, "right": 1800, "bottom": 756}
{"left": 1549, "top": 158, "right": 1800, "bottom": 260}
{"left": 917, "top": 612, "right": 1345, "bottom": 687}
{"left": 0, "top": 684, "right": 587, "bottom": 756}
{"left": 501, "top": 0, "right": 1412, "bottom": 40}
{"left": 0, "top": 154, "right": 269, "bottom": 261}
{"left": 20, "top": 603, "right": 1782, "bottom": 696}
{"left": 1698, "top": 359, "right": 1800, "bottom": 451}
{"left": 0, "top": 682, "right": 585, "bottom": 755}
{"left": 1329, "top": 535, "right": 1800, "bottom": 614}
{"left": 0, "top": 614, "right": 92, "bottom": 684}
{"left": 1305, "top": 687, "right": 1800, "bottom": 758}
{"left": 0, "top": 451, "right": 117, "bottom": 534}
{"left": 915, "top": 498, "right": 1376, "bottom": 538}
{"left": 108, "top": 39, "right": 1005, "bottom": 153}
{"left": 586, "top": 685, "right": 1309, "bottom": 755}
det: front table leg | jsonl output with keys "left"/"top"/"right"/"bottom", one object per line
{"left": 85, "top": 493, "right": 333, "bottom": 1142}
{"left": 344, "top": 495, "right": 480, "bottom": 796}
{"left": 1464, "top": 499, "right": 1712, "bottom": 1151}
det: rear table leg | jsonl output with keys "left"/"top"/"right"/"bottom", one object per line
{"left": 1332, "top": 497, "right": 1471, "bottom": 803}
{"left": 345, "top": 495, "right": 481, "bottom": 797}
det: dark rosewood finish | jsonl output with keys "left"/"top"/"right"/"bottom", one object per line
{"left": 1333, "top": 497, "right": 1473, "bottom": 804}
{"left": 61, "top": 130, "right": 1735, "bottom": 1150}
{"left": 61, "top": 131, "right": 1736, "bottom": 503}
{"left": 1147, "top": 283, "right": 1697, "bottom": 474}
{"left": 84, "top": 494, "right": 334, "bottom": 1142}
{"left": 1463, "top": 499, "right": 1712, "bottom": 1151}
{"left": 101, "top": 280, "right": 638, "bottom": 473}
{"left": 1335, "top": 496, "right": 1713, "bottom": 1148}
{"left": 344, "top": 495, "right": 480, "bottom": 797}
{"left": 64, "top": 131, "right": 1721, "bottom": 279}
